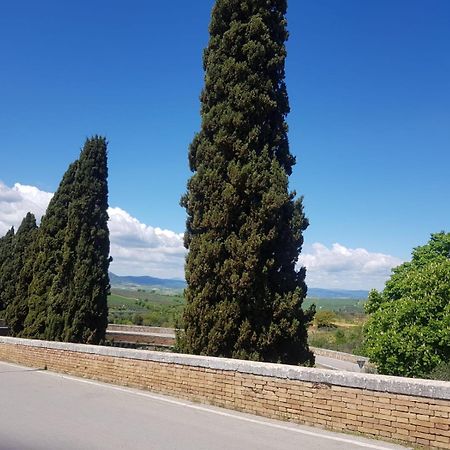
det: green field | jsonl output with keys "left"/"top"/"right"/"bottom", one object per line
{"left": 108, "top": 289, "right": 367, "bottom": 333}
{"left": 108, "top": 293, "right": 144, "bottom": 310}
{"left": 304, "top": 297, "right": 366, "bottom": 315}
{"left": 108, "top": 288, "right": 184, "bottom": 327}
{"left": 305, "top": 298, "right": 368, "bottom": 355}
{"left": 111, "top": 288, "right": 183, "bottom": 304}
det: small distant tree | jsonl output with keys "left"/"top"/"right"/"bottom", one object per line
{"left": 363, "top": 232, "right": 450, "bottom": 377}
{"left": 5, "top": 213, "right": 38, "bottom": 335}
{"left": 315, "top": 310, "right": 337, "bottom": 328}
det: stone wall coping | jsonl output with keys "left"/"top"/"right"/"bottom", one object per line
{"left": 107, "top": 325, "right": 175, "bottom": 335}
{"left": 106, "top": 330, "right": 174, "bottom": 338}
{"left": 1, "top": 336, "right": 449, "bottom": 400}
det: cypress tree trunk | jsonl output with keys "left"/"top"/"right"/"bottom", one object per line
{"left": 5, "top": 213, "right": 38, "bottom": 335}
{"left": 180, "top": 0, "right": 314, "bottom": 364}
{"left": 47, "top": 136, "right": 110, "bottom": 344}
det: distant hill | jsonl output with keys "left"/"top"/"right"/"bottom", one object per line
{"left": 308, "top": 288, "right": 368, "bottom": 299}
{"left": 109, "top": 272, "right": 186, "bottom": 290}
{"left": 109, "top": 272, "right": 368, "bottom": 299}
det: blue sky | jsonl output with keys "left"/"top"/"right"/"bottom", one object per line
{"left": 0, "top": 1, "right": 449, "bottom": 289}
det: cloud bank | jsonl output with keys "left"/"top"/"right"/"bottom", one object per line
{"left": 0, "top": 181, "right": 401, "bottom": 289}
{"left": 0, "top": 182, "right": 53, "bottom": 234}
{"left": 108, "top": 207, "right": 185, "bottom": 279}
{"left": 0, "top": 181, "right": 186, "bottom": 279}
{"left": 299, "top": 242, "right": 402, "bottom": 290}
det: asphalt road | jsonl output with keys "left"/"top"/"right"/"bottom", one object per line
{"left": 0, "top": 361, "right": 408, "bottom": 450}
{"left": 315, "top": 355, "right": 363, "bottom": 372}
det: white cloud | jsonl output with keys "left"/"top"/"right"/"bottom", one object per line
{"left": 108, "top": 207, "right": 186, "bottom": 279}
{"left": 0, "top": 181, "right": 402, "bottom": 288}
{"left": 0, "top": 181, "right": 186, "bottom": 279}
{"left": 0, "top": 182, "right": 53, "bottom": 235}
{"left": 299, "top": 242, "right": 402, "bottom": 290}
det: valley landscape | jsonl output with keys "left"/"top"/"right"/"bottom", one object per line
{"left": 108, "top": 272, "right": 368, "bottom": 355}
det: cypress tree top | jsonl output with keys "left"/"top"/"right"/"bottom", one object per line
{"left": 181, "top": 0, "right": 313, "bottom": 364}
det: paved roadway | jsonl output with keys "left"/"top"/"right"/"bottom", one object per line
{"left": 0, "top": 361, "right": 408, "bottom": 450}
{"left": 315, "top": 355, "right": 363, "bottom": 372}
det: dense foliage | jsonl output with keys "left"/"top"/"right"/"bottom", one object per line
{"left": 0, "top": 227, "right": 15, "bottom": 313}
{"left": 1, "top": 136, "right": 111, "bottom": 344}
{"left": 22, "top": 162, "right": 79, "bottom": 338}
{"left": 4, "top": 213, "right": 38, "bottom": 335}
{"left": 180, "top": 0, "right": 314, "bottom": 364}
{"left": 363, "top": 232, "right": 450, "bottom": 377}
{"left": 46, "top": 136, "right": 111, "bottom": 343}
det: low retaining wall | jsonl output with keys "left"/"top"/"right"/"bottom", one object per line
{"left": 0, "top": 336, "right": 449, "bottom": 448}
{"left": 105, "top": 330, "right": 174, "bottom": 347}
{"left": 107, "top": 324, "right": 175, "bottom": 335}
{"left": 310, "top": 346, "right": 369, "bottom": 365}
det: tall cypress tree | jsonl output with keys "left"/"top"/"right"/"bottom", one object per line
{"left": 22, "top": 162, "right": 78, "bottom": 339}
{"left": 180, "top": 0, "right": 313, "bottom": 364}
{"left": 0, "top": 227, "right": 15, "bottom": 312}
{"left": 46, "top": 136, "right": 110, "bottom": 344}
{"left": 5, "top": 213, "right": 38, "bottom": 335}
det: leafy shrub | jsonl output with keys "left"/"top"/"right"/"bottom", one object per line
{"left": 315, "top": 310, "right": 337, "bottom": 328}
{"left": 363, "top": 232, "right": 450, "bottom": 378}
{"left": 309, "top": 324, "right": 365, "bottom": 355}
{"left": 426, "top": 361, "right": 450, "bottom": 381}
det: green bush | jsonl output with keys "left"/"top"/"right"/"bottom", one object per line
{"left": 132, "top": 314, "right": 144, "bottom": 326}
{"left": 426, "top": 361, "right": 450, "bottom": 381}
{"left": 309, "top": 325, "right": 365, "bottom": 355}
{"left": 363, "top": 232, "right": 450, "bottom": 378}
{"left": 315, "top": 310, "right": 337, "bottom": 328}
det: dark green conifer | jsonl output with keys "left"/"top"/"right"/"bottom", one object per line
{"left": 22, "top": 162, "right": 78, "bottom": 339}
{"left": 46, "top": 136, "right": 110, "bottom": 344}
{"left": 0, "top": 227, "right": 15, "bottom": 312}
{"left": 180, "top": 0, "right": 313, "bottom": 364}
{"left": 5, "top": 213, "right": 38, "bottom": 335}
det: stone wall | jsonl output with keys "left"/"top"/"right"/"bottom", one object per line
{"left": 0, "top": 336, "right": 449, "bottom": 449}
{"left": 107, "top": 324, "right": 175, "bottom": 335}
{"left": 310, "top": 346, "right": 369, "bottom": 364}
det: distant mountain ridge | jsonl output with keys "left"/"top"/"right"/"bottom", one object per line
{"left": 109, "top": 272, "right": 186, "bottom": 289}
{"left": 109, "top": 273, "right": 368, "bottom": 298}
{"left": 307, "top": 287, "right": 368, "bottom": 299}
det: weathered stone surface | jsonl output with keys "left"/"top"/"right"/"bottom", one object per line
{"left": 0, "top": 336, "right": 448, "bottom": 400}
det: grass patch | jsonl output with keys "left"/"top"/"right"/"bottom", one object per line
{"left": 108, "top": 289, "right": 185, "bottom": 327}
{"left": 111, "top": 288, "right": 183, "bottom": 304}
{"left": 304, "top": 297, "right": 366, "bottom": 315}
{"left": 309, "top": 325, "right": 366, "bottom": 355}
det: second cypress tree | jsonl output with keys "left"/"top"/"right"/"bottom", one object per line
{"left": 180, "top": 0, "right": 313, "bottom": 364}
{"left": 5, "top": 213, "right": 38, "bottom": 335}
{"left": 46, "top": 136, "right": 110, "bottom": 344}
{"left": 22, "top": 162, "right": 78, "bottom": 339}
{"left": 22, "top": 137, "right": 110, "bottom": 343}
{"left": 0, "top": 227, "right": 15, "bottom": 313}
